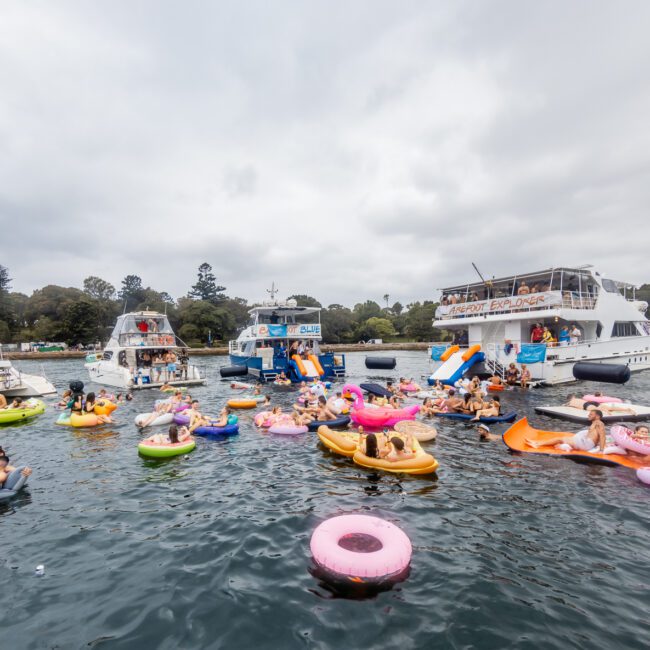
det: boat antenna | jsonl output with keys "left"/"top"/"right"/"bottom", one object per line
{"left": 122, "top": 300, "right": 128, "bottom": 314}
{"left": 472, "top": 262, "right": 494, "bottom": 296}
{"left": 266, "top": 282, "right": 278, "bottom": 302}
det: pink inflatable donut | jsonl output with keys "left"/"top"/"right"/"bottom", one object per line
{"left": 583, "top": 394, "right": 622, "bottom": 404}
{"left": 636, "top": 468, "right": 650, "bottom": 485}
{"left": 611, "top": 425, "right": 650, "bottom": 455}
{"left": 310, "top": 514, "right": 411, "bottom": 580}
{"left": 268, "top": 424, "right": 308, "bottom": 435}
{"left": 400, "top": 383, "right": 418, "bottom": 393}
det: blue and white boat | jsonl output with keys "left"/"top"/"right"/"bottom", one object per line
{"left": 228, "top": 296, "right": 345, "bottom": 382}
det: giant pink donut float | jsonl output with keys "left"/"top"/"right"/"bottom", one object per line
{"left": 268, "top": 424, "right": 308, "bottom": 435}
{"left": 343, "top": 384, "right": 419, "bottom": 428}
{"left": 611, "top": 425, "right": 650, "bottom": 455}
{"left": 583, "top": 394, "right": 622, "bottom": 404}
{"left": 311, "top": 514, "right": 411, "bottom": 580}
{"left": 636, "top": 468, "right": 650, "bottom": 485}
{"left": 399, "top": 383, "right": 418, "bottom": 393}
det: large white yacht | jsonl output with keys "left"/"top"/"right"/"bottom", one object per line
{"left": 0, "top": 348, "right": 57, "bottom": 397}
{"left": 85, "top": 311, "right": 205, "bottom": 390}
{"left": 228, "top": 295, "right": 346, "bottom": 382}
{"left": 428, "top": 266, "right": 650, "bottom": 385}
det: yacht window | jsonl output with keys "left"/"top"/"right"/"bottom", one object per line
{"left": 602, "top": 279, "right": 621, "bottom": 294}
{"left": 102, "top": 351, "right": 113, "bottom": 361}
{"left": 595, "top": 322, "right": 603, "bottom": 339}
{"left": 611, "top": 322, "right": 640, "bottom": 337}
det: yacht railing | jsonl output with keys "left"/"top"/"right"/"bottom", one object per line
{"left": 118, "top": 333, "right": 178, "bottom": 347}
{"left": 435, "top": 291, "right": 598, "bottom": 321}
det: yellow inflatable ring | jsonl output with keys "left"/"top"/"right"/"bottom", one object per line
{"left": 227, "top": 399, "right": 258, "bottom": 409}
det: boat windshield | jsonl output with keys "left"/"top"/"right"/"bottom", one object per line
{"left": 110, "top": 314, "right": 174, "bottom": 340}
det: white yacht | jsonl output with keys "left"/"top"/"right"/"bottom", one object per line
{"left": 85, "top": 311, "right": 205, "bottom": 390}
{"left": 228, "top": 296, "right": 346, "bottom": 382}
{"left": 428, "top": 266, "right": 650, "bottom": 386}
{"left": 0, "top": 348, "right": 57, "bottom": 397}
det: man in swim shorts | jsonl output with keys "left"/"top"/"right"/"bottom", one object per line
{"left": 526, "top": 410, "right": 606, "bottom": 452}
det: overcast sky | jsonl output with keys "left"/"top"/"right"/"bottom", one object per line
{"left": 1, "top": 1, "right": 649, "bottom": 307}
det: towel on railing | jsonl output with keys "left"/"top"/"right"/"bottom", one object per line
{"left": 517, "top": 344, "right": 546, "bottom": 364}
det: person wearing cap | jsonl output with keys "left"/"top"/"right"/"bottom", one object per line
{"left": 477, "top": 423, "right": 499, "bottom": 441}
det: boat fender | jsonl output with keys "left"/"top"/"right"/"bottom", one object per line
{"left": 365, "top": 357, "right": 396, "bottom": 370}
{"left": 220, "top": 365, "right": 249, "bottom": 378}
{"left": 573, "top": 362, "right": 630, "bottom": 384}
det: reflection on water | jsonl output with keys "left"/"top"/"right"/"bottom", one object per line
{"left": 1, "top": 353, "right": 650, "bottom": 648}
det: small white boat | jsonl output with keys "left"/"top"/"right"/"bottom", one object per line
{"left": 0, "top": 355, "right": 57, "bottom": 397}
{"left": 85, "top": 311, "right": 205, "bottom": 390}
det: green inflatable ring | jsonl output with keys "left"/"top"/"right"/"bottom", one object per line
{"left": 138, "top": 439, "right": 196, "bottom": 458}
{"left": 0, "top": 400, "right": 46, "bottom": 424}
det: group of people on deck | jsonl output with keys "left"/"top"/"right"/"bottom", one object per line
{"left": 530, "top": 322, "right": 581, "bottom": 346}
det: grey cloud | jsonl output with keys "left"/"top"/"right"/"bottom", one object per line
{"left": 2, "top": 1, "right": 650, "bottom": 308}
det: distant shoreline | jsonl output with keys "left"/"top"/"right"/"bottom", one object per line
{"left": 5, "top": 342, "right": 431, "bottom": 361}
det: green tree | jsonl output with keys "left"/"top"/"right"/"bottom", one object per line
{"left": 0, "top": 265, "right": 14, "bottom": 329}
{"left": 178, "top": 300, "right": 234, "bottom": 344}
{"left": 321, "top": 304, "right": 355, "bottom": 343}
{"left": 25, "top": 285, "right": 85, "bottom": 327}
{"left": 287, "top": 295, "right": 322, "bottom": 308}
{"left": 358, "top": 317, "right": 397, "bottom": 341}
{"left": 61, "top": 297, "right": 102, "bottom": 345}
{"left": 118, "top": 275, "right": 146, "bottom": 311}
{"left": 83, "top": 276, "right": 116, "bottom": 301}
{"left": 404, "top": 301, "right": 441, "bottom": 341}
{"left": 0, "top": 320, "right": 10, "bottom": 342}
{"left": 353, "top": 300, "right": 382, "bottom": 323}
{"left": 392, "top": 301, "right": 403, "bottom": 316}
{"left": 190, "top": 263, "right": 226, "bottom": 304}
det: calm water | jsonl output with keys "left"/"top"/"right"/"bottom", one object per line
{"left": 1, "top": 352, "right": 649, "bottom": 649}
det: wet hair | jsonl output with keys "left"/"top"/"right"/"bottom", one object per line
{"left": 0, "top": 455, "right": 9, "bottom": 465}
{"left": 86, "top": 392, "right": 96, "bottom": 403}
{"left": 116, "top": 393, "right": 122, "bottom": 400}
{"left": 169, "top": 425, "right": 179, "bottom": 443}
{"left": 126, "top": 393, "right": 133, "bottom": 401}
{"left": 492, "top": 395, "right": 500, "bottom": 403}
{"left": 224, "top": 406, "right": 231, "bottom": 414}
{"left": 423, "top": 397, "right": 431, "bottom": 406}
{"left": 192, "top": 400, "right": 199, "bottom": 405}
{"left": 13, "top": 397, "right": 22, "bottom": 405}
{"left": 391, "top": 437, "right": 405, "bottom": 451}
{"left": 365, "top": 433, "right": 379, "bottom": 458}
{"left": 367, "top": 394, "right": 376, "bottom": 403}
{"left": 463, "top": 394, "right": 471, "bottom": 402}
{"left": 318, "top": 396, "right": 327, "bottom": 405}
{"left": 592, "top": 409, "right": 603, "bottom": 419}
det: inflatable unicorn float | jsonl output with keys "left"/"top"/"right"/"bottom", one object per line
{"left": 343, "top": 384, "right": 420, "bottom": 428}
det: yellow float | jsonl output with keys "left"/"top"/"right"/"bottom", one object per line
{"left": 227, "top": 399, "right": 258, "bottom": 409}
{"left": 317, "top": 426, "right": 439, "bottom": 475}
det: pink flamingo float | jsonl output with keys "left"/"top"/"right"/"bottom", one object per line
{"left": 343, "top": 384, "right": 420, "bottom": 428}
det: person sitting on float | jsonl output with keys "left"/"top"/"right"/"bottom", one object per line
{"left": 470, "top": 396, "right": 501, "bottom": 421}
{"left": 4, "top": 397, "right": 28, "bottom": 410}
{"left": 505, "top": 363, "right": 520, "bottom": 386}
{"left": 84, "top": 392, "right": 113, "bottom": 424}
{"left": 57, "top": 389, "right": 72, "bottom": 408}
{"left": 520, "top": 365, "right": 531, "bottom": 389}
{"left": 361, "top": 432, "right": 390, "bottom": 459}
{"left": 563, "top": 395, "right": 636, "bottom": 415}
{"left": 187, "top": 400, "right": 207, "bottom": 432}
{"left": 487, "top": 374, "right": 502, "bottom": 387}
{"left": 421, "top": 397, "right": 443, "bottom": 417}
{"left": 386, "top": 437, "right": 416, "bottom": 462}
{"left": 146, "top": 424, "right": 192, "bottom": 446}
{"left": 0, "top": 455, "right": 32, "bottom": 486}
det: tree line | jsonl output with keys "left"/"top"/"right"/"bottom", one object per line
{"left": 0, "top": 262, "right": 447, "bottom": 347}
